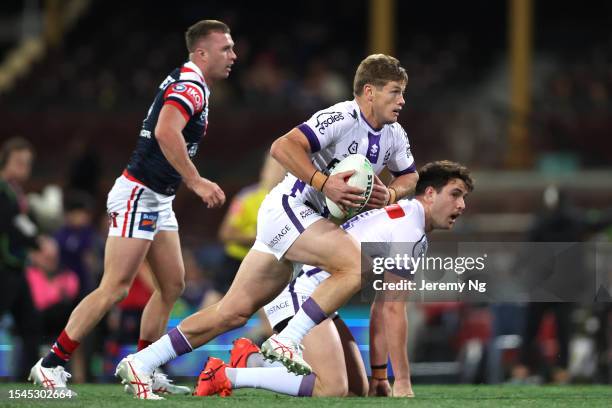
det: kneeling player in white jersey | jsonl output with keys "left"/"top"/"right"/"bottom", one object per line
{"left": 192, "top": 161, "right": 474, "bottom": 398}
{"left": 115, "top": 54, "right": 419, "bottom": 398}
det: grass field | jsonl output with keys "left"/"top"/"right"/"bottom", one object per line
{"left": 1, "top": 383, "right": 612, "bottom": 407}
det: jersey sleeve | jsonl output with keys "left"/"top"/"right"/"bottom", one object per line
{"left": 386, "top": 125, "right": 417, "bottom": 176}
{"left": 296, "top": 107, "right": 353, "bottom": 153}
{"left": 163, "top": 82, "right": 205, "bottom": 121}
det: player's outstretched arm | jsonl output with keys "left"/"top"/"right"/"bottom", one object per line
{"left": 155, "top": 104, "right": 225, "bottom": 208}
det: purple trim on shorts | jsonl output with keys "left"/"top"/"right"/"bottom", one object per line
{"left": 391, "top": 163, "right": 417, "bottom": 177}
{"left": 290, "top": 179, "right": 306, "bottom": 198}
{"left": 288, "top": 286, "right": 300, "bottom": 313}
{"left": 168, "top": 327, "right": 193, "bottom": 356}
{"left": 301, "top": 297, "right": 327, "bottom": 325}
{"left": 298, "top": 373, "right": 316, "bottom": 397}
{"left": 282, "top": 194, "right": 305, "bottom": 233}
{"left": 288, "top": 269, "right": 305, "bottom": 313}
{"left": 306, "top": 267, "right": 323, "bottom": 277}
{"left": 297, "top": 123, "right": 321, "bottom": 153}
{"left": 366, "top": 132, "right": 381, "bottom": 164}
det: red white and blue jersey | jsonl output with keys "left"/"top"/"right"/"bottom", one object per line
{"left": 126, "top": 61, "right": 210, "bottom": 195}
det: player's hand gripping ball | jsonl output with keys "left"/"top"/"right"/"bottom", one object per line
{"left": 325, "top": 153, "right": 374, "bottom": 220}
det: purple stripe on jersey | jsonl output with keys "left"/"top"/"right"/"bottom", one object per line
{"left": 297, "top": 123, "right": 321, "bottom": 153}
{"left": 298, "top": 374, "right": 316, "bottom": 397}
{"left": 360, "top": 111, "right": 382, "bottom": 132}
{"left": 290, "top": 179, "right": 306, "bottom": 198}
{"left": 168, "top": 327, "right": 193, "bottom": 356}
{"left": 282, "top": 194, "right": 305, "bottom": 233}
{"left": 306, "top": 267, "right": 323, "bottom": 277}
{"left": 391, "top": 163, "right": 417, "bottom": 177}
{"left": 366, "top": 132, "right": 381, "bottom": 164}
{"left": 302, "top": 297, "right": 327, "bottom": 325}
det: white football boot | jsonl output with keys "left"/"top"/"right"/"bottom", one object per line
{"left": 115, "top": 355, "right": 163, "bottom": 400}
{"left": 151, "top": 369, "right": 191, "bottom": 395}
{"left": 28, "top": 358, "right": 77, "bottom": 397}
{"left": 260, "top": 334, "right": 312, "bottom": 375}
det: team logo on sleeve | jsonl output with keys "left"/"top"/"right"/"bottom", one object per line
{"left": 314, "top": 111, "right": 344, "bottom": 134}
{"left": 138, "top": 212, "right": 159, "bottom": 232}
{"left": 167, "top": 83, "right": 204, "bottom": 112}
{"left": 348, "top": 141, "right": 358, "bottom": 154}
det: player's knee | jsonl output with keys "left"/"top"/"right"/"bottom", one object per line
{"left": 160, "top": 279, "right": 185, "bottom": 301}
{"left": 329, "top": 267, "right": 361, "bottom": 295}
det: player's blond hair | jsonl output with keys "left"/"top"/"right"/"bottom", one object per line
{"left": 353, "top": 54, "right": 408, "bottom": 96}
{"left": 185, "top": 20, "right": 230, "bottom": 52}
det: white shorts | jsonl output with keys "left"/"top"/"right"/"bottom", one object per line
{"left": 252, "top": 191, "right": 325, "bottom": 260}
{"left": 106, "top": 174, "right": 178, "bottom": 241}
{"left": 264, "top": 265, "right": 331, "bottom": 329}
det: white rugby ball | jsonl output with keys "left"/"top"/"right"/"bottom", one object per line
{"left": 325, "top": 154, "right": 374, "bottom": 219}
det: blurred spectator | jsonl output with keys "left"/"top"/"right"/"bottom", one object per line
{"left": 296, "top": 58, "right": 350, "bottom": 111}
{"left": 0, "top": 136, "right": 42, "bottom": 380}
{"left": 26, "top": 236, "right": 80, "bottom": 338}
{"left": 54, "top": 191, "right": 99, "bottom": 298}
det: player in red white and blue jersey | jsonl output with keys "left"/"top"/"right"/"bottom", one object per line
{"left": 30, "top": 20, "right": 235, "bottom": 398}
{"left": 192, "top": 161, "right": 474, "bottom": 398}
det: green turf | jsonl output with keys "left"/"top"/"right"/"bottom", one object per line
{"left": 1, "top": 383, "right": 611, "bottom": 407}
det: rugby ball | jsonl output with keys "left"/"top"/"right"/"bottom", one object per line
{"left": 325, "top": 154, "right": 374, "bottom": 219}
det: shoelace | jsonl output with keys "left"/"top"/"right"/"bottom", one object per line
{"left": 153, "top": 372, "right": 174, "bottom": 385}
{"left": 52, "top": 367, "right": 72, "bottom": 385}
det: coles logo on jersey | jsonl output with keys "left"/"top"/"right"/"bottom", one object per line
{"left": 314, "top": 111, "right": 344, "bottom": 134}
{"left": 138, "top": 212, "right": 159, "bottom": 232}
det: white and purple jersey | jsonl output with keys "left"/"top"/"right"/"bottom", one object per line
{"left": 271, "top": 100, "right": 416, "bottom": 215}
{"left": 264, "top": 198, "right": 428, "bottom": 327}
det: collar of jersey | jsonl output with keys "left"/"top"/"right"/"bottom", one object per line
{"left": 183, "top": 61, "right": 207, "bottom": 87}
{"left": 414, "top": 199, "right": 426, "bottom": 229}
{"left": 351, "top": 100, "right": 384, "bottom": 135}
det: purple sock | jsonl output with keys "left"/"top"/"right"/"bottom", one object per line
{"left": 135, "top": 327, "right": 193, "bottom": 374}
{"left": 278, "top": 297, "right": 328, "bottom": 344}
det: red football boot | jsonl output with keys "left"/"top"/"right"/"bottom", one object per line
{"left": 193, "top": 357, "right": 232, "bottom": 397}
{"left": 230, "top": 338, "right": 260, "bottom": 368}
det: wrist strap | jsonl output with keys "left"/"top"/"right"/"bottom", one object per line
{"left": 310, "top": 171, "right": 328, "bottom": 192}
{"left": 388, "top": 187, "right": 397, "bottom": 205}
{"left": 371, "top": 364, "right": 388, "bottom": 380}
